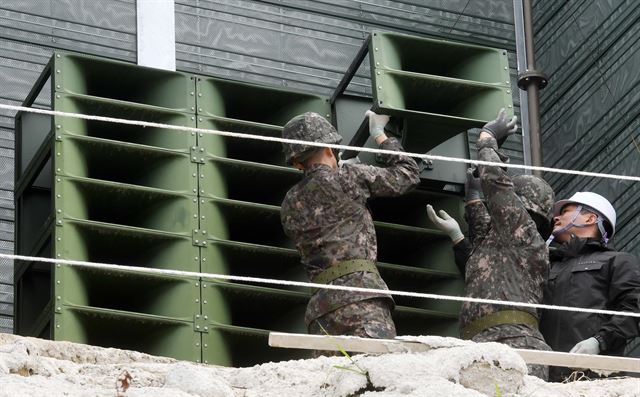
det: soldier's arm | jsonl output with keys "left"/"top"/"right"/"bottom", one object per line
{"left": 596, "top": 253, "right": 640, "bottom": 353}
{"left": 344, "top": 137, "right": 420, "bottom": 199}
{"left": 476, "top": 133, "right": 538, "bottom": 246}
{"left": 452, "top": 238, "right": 472, "bottom": 277}
{"left": 465, "top": 201, "right": 491, "bottom": 245}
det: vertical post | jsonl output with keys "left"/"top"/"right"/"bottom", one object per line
{"left": 137, "top": 0, "right": 176, "bottom": 71}
{"left": 512, "top": 0, "right": 531, "bottom": 173}
{"left": 515, "top": 0, "right": 548, "bottom": 177}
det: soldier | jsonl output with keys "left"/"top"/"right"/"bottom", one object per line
{"left": 541, "top": 192, "right": 640, "bottom": 381}
{"left": 280, "top": 111, "right": 419, "bottom": 346}
{"left": 427, "top": 109, "right": 555, "bottom": 380}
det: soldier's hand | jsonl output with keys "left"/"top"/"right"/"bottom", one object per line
{"left": 465, "top": 168, "right": 482, "bottom": 202}
{"left": 569, "top": 337, "right": 600, "bottom": 355}
{"left": 365, "top": 110, "right": 389, "bottom": 140}
{"left": 427, "top": 205, "right": 464, "bottom": 243}
{"left": 482, "top": 108, "right": 518, "bottom": 147}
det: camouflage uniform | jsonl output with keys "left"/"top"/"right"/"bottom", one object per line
{"left": 461, "top": 134, "right": 553, "bottom": 380}
{"left": 280, "top": 115, "right": 419, "bottom": 341}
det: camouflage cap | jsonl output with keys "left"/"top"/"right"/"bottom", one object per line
{"left": 512, "top": 175, "right": 555, "bottom": 222}
{"left": 282, "top": 112, "right": 342, "bottom": 165}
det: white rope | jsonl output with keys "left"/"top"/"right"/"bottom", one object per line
{"left": 5, "top": 253, "right": 640, "bottom": 319}
{"left": 3, "top": 103, "right": 639, "bottom": 182}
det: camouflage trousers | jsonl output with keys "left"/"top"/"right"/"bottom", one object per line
{"left": 307, "top": 298, "right": 396, "bottom": 357}
{"left": 473, "top": 324, "right": 551, "bottom": 381}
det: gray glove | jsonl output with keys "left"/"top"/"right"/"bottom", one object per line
{"left": 465, "top": 168, "right": 482, "bottom": 202}
{"left": 569, "top": 337, "right": 600, "bottom": 355}
{"left": 366, "top": 110, "right": 389, "bottom": 139}
{"left": 482, "top": 108, "right": 518, "bottom": 147}
{"left": 427, "top": 205, "right": 464, "bottom": 243}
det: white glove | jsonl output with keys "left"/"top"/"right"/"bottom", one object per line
{"left": 339, "top": 156, "right": 361, "bottom": 167}
{"left": 569, "top": 337, "right": 600, "bottom": 355}
{"left": 426, "top": 205, "right": 464, "bottom": 243}
{"left": 365, "top": 110, "right": 389, "bottom": 139}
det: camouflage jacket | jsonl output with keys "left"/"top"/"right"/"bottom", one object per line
{"left": 459, "top": 135, "right": 549, "bottom": 333}
{"left": 280, "top": 138, "right": 419, "bottom": 325}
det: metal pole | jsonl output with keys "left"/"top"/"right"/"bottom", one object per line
{"left": 516, "top": 0, "right": 548, "bottom": 177}
{"left": 512, "top": 0, "right": 532, "bottom": 173}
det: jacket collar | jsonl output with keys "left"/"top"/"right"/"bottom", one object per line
{"left": 549, "top": 236, "right": 613, "bottom": 260}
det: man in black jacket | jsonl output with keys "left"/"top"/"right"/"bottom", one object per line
{"left": 540, "top": 192, "right": 640, "bottom": 381}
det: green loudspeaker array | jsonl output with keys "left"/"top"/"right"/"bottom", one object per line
{"left": 15, "top": 52, "right": 204, "bottom": 361}
{"left": 14, "top": 43, "right": 484, "bottom": 366}
{"left": 194, "top": 74, "right": 465, "bottom": 366}
{"left": 195, "top": 77, "right": 331, "bottom": 365}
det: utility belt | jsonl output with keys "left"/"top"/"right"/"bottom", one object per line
{"left": 310, "top": 259, "right": 379, "bottom": 293}
{"left": 461, "top": 310, "right": 539, "bottom": 340}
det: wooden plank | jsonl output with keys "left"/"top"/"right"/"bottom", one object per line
{"left": 269, "top": 332, "right": 640, "bottom": 374}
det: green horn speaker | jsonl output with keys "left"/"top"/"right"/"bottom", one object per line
{"left": 196, "top": 76, "right": 331, "bottom": 126}
{"left": 53, "top": 52, "right": 196, "bottom": 111}
{"left": 369, "top": 30, "right": 513, "bottom": 153}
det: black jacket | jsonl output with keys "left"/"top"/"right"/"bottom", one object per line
{"left": 540, "top": 239, "right": 640, "bottom": 356}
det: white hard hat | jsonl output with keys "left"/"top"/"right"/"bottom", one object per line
{"left": 553, "top": 192, "right": 616, "bottom": 238}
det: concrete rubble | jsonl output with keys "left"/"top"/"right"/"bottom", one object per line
{"left": 0, "top": 333, "right": 638, "bottom": 397}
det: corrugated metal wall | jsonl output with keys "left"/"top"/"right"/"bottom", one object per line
{"left": 0, "top": 0, "right": 520, "bottom": 334}
{"left": 534, "top": 0, "right": 640, "bottom": 257}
